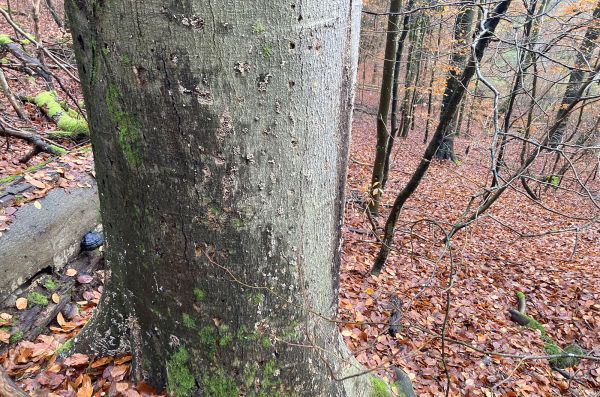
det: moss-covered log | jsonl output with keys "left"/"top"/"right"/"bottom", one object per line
{"left": 25, "top": 91, "right": 88, "bottom": 138}
{"left": 509, "top": 291, "right": 583, "bottom": 370}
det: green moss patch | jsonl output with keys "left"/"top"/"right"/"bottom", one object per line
{"left": 166, "top": 347, "right": 196, "bottom": 397}
{"left": 202, "top": 370, "right": 238, "bottom": 397}
{"left": 9, "top": 331, "right": 23, "bottom": 344}
{"left": 106, "top": 85, "right": 143, "bottom": 167}
{"left": 43, "top": 278, "right": 58, "bottom": 291}
{"left": 0, "top": 34, "right": 13, "bottom": 44}
{"left": 370, "top": 376, "right": 391, "bottom": 397}
{"left": 182, "top": 313, "right": 197, "bottom": 329}
{"left": 27, "top": 291, "right": 48, "bottom": 306}
{"left": 193, "top": 288, "right": 205, "bottom": 302}
{"left": 56, "top": 339, "right": 73, "bottom": 356}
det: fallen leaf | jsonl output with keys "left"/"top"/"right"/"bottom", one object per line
{"left": 76, "top": 374, "right": 93, "bottom": 397}
{"left": 16, "top": 297, "right": 28, "bottom": 310}
{"left": 77, "top": 274, "right": 93, "bottom": 284}
{"left": 0, "top": 329, "right": 9, "bottom": 343}
{"left": 25, "top": 177, "right": 47, "bottom": 189}
{"left": 66, "top": 269, "right": 78, "bottom": 277}
{"left": 90, "top": 356, "right": 112, "bottom": 368}
{"left": 109, "top": 364, "right": 129, "bottom": 379}
{"left": 64, "top": 353, "right": 90, "bottom": 367}
{"left": 52, "top": 293, "right": 60, "bottom": 304}
{"left": 57, "top": 312, "right": 66, "bottom": 327}
{"left": 34, "top": 201, "right": 42, "bottom": 209}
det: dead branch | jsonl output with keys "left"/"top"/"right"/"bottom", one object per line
{"left": 0, "top": 68, "right": 28, "bottom": 120}
{"left": 0, "top": 122, "right": 65, "bottom": 162}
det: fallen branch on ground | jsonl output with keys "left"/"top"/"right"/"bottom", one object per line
{"left": 0, "top": 122, "right": 66, "bottom": 163}
{"left": 509, "top": 291, "right": 584, "bottom": 372}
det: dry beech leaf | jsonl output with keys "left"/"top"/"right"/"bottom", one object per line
{"left": 0, "top": 312, "right": 12, "bottom": 321}
{"left": 90, "top": 356, "right": 112, "bottom": 368}
{"left": 34, "top": 201, "right": 42, "bottom": 209}
{"left": 24, "top": 175, "right": 45, "bottom": 188}
{"left": 64, "top": 353, "right": 90, "bottom": 367}
{"left": 109, "top": 364, "right": 129, "bottom": 379}
{"left": 52, "top": 293, "right": 60, "bottom": 304}
{"left": 77, "top": 274, "right": 93, "bottom": 284}
{"left": 16, "top": 297, "right": 28, "bottom": 310}
{"left": 114, "top": 355, "right": 132, "bottom": 365}
{"left": 76, "top": 374, "right": 93, "bottom": 397}
{"left": 116, "top": 382, "right": 129, "bottom": 392}
{"left": 0, "top": 329, "right": 10, "bottom": 344}
{"left": 56, "top": 312, "right": 66, "bottom": 327}
{"left": 123, "top": 389, "right": 141, "bottom": 397}
{"left": 66, "top": 268, "right": 78, "bottom": 277}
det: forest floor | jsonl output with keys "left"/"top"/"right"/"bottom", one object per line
{"left": 1, "top": 2, "right": 600, "bottom": 396}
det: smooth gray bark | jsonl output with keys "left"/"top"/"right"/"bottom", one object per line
{"left": 65, "top": 0, "right": 379, "bottom": 395}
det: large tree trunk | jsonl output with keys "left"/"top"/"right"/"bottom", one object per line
{"left": 65, "top": 0, "right": 377, "bottom": 395}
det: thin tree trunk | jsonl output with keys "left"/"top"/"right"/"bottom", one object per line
{"left": 548, "top": 1, "right": 600, "bottom": 147}
{"left": 372, "top": 0, "right": 513, "bottom": 275}
{"left": 491, "top": 0, "right": 538, "bottom": 186}
{"left": 424, "top": 17, "right": 443, "bottom": 144}
{"left": 382, "top": 0, "right": 414, "bottom": 190}
{"left": 0, "top": 68, "right": 28, "bottom": 120}
{"left": 397, "top": 21, "right": 417, "bottom": 139}
{"left": 464, "top": 77, "right": 478, "bottom": 138}
{"left": 369, "top": 0, "right": 403, "bottom": 215}
{"left": 66, "top": 0, "right": 383, "bottom": 395}
{"left": 44, "top": 0, "right": 64, "bottom": 28}
{"left": 433, "top": 4, "right": 476, "bottom": 161}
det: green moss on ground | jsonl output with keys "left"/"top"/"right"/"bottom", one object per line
{"left": 166, "top": 347, "right": 196, "bottom": 397}
{"left": 252, "top": 21, "right": 266, "bottom": 34}
{"left": 0, "top": 175, "right": 18, "bottom": 184}
{"left": 0, "top": 34, "right": 13, "bottom": 44}
{"left": 27, "top": 291, "right": 48, "bottom": 306}
{"left": 43, "top": 278, "right": 58, "bottom": 291}
{"left": 515, "top": 292, "right": 583, "bottom": 370}
{"left": 9, "top": 331, "right": 23, "bottom": 344}
{"left": 56, "top": 339, "right": 73, "bottom": 356}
